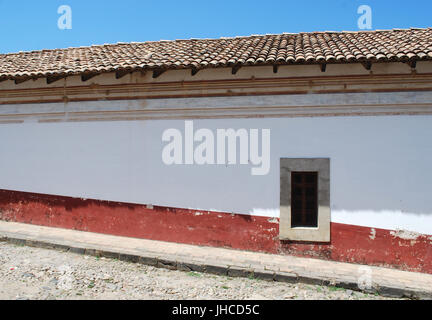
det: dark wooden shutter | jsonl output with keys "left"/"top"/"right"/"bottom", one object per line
{"left": 291, "top": 172, "right": 318, "bottom": 228}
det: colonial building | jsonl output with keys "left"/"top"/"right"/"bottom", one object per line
{"left": 1, "top": 28, "right": 431, "bottom": 273}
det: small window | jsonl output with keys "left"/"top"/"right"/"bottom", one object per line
{"left": 291, "top": 172, "right": 318, "bottom": 228}
{"left": 280, "top": 158, "right": 330, "bottom": 242}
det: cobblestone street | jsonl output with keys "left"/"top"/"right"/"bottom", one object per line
{"left": 0, "top": 242, "right": 397, "bottom": 300}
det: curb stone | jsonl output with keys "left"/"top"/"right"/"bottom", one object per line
{"left": 0, "top": 226, "right": 431, "bottom": 300}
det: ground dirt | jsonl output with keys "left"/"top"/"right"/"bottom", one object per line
{"left": 0, "top": 241, "right": 400, "bottom": 300}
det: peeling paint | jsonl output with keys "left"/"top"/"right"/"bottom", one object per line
{"left": 390, "top": 229, "right": 421, "bottom": 240}
{"left": 267, "top": 218, "right": 278, "bottom": 224}
{"left": 369, "top": 228, "right": 376, "bottom": 240}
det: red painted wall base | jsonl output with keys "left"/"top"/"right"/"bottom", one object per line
{"left": 1, "top": 189, "right": 431, "bottom": 274}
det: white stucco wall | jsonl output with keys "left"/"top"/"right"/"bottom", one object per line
{"left": 1, "top": 114, "right": 431, "bottom": 234}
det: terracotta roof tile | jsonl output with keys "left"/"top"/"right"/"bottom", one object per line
{"left": 1, "top": 28, "right": 432, "bottom": 81}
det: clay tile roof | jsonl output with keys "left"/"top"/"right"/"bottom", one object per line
{"left": 1, "top": 28, "right": 431, "bottom": 82}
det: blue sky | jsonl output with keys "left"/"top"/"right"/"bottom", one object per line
{"left": 0, "top": 0, "right": 430, "bottom": 53}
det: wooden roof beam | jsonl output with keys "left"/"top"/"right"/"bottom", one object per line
{"left": 115, "top": 69, "right": 132, "bottom": 79}
{"left": 407, "top": 60, "right": 417, "bottom": 69}
{"left": 320, "top": 64, "right": 327, "bottom": 72}
{"left": 14, "top": 77, "right": 31, "bottom": 85}
{"left": 81, "top": 72, "right": 99, "bottom": 82}
{"left": 232, "top": 64, "right": 242, "bottom": 75}
{"left": 361, "top": 61, "right": 372, "bottom": 71}
{"left": 152, "top": 69, "right": 166, "bottom": 79}
{"left": 47, "top": 75, "right": 67, "bottom": 84}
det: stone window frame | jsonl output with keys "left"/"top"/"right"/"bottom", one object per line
{"left": 280, "top": 158, "right": 330, "bottom": 242}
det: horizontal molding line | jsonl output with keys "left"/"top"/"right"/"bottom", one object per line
{"left": 3, "top": 88, "right": 432, "bottom": 106}
{"left": 1, "top": 104, "right": 432, "bottom": 123}
{"left": 1, "top": 73, "right": 432, "bottom": 104}
{"left": 1, "top": 91, "right": 432, "bottom": 122}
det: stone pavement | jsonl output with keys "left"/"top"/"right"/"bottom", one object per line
{"left": 0, "top": 221, "right": 431, "bottom": 299}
